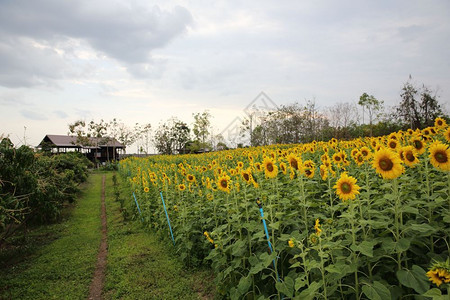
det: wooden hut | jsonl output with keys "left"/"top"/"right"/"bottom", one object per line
{"left": 38, "top": 134, "right": 125, "bottom": 162}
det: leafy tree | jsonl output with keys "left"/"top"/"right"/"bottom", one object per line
{"left": 358, "top": 93, "right": 383, "bottom": 136}
{"left": 395, "top": 77, "right": 445, "bottom": 129}
{"left": 154, "top": 117, "right": 190, "bottom": 155}
{"left": 192, "top": 111, "right": 211, "bottom": 151}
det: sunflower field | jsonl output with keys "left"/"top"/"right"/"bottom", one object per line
{"left": 119, "top": 118, "right": 450, "bottom": 300}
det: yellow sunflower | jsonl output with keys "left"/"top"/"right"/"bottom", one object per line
{"left": 319, "top": 164, "right": 328, "bottom": 180}
{"left": 241, "top": 169, "right": 252, "bottom": 184}
{"left": 444, "top": 127, "right": 450, "bottom": 143}
{"left": 387, "top": 138, "right": 399, "bottom": 151}
{"left": 426, "top": 268, "right": 450, "bottom": 287}
{"left": 354, "top": 153, "right": 365, "bottom": 166}
{"left": 429, "top": 142, "right": 450, "bottom": 171}
{"left": 410, "top": 136, "right": 426, "bottom": 155}
{"left": 314, "top": 219, "right": 322, "bottom": 236}
{"left": 144, "top": 186, "right": 150, "bottom": 193}
{"left": 434, "top": 117, "right": 447, "bottom": 128}
{"left": 178, "top": 183, "right": 186, "bottom": 191}
{"left": 288, "top": 239, "right": 295, "bottom": 248}
{"left": 287, "top": 153, "right": 300, "bottom": 170}
{"left": 372, "top": 148, "right": 404, "bottom": 179}
{"left": 332, "top": 152, "right": 342, "bottom": 164}
{"left": 263, "top": 157, "right": 278, "bottom": 178}
{"left": 217, "top": 174, "right": 231, "bottom": 193}
{"left": 304, "top": 167, "right": 315, "bottom": 179}
{"left": 333, "top": 172, "right": 360, "bottom": 201}
{"left": 401, "top": 146, "right": 419, "bottom": 168}
{"left": 186, "top": 174, "right": 196, "bottom": 182}
{"left": 279, "top": 162, "right": 287, "bottom": 175}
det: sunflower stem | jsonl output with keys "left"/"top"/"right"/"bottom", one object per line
{"left": 349, "top": 199, "right": 360, "bottom": 300}
{"left": 424, "top": 159, "right": 434, "bottom": 253}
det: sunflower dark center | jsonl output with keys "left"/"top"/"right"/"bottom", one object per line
{"left": 379, "top": 158, "right": 394, "bottom": 171}
{"left": 335, "top": 156, "right": 341, "bottom": 161}
{"left": 405, "top": 152, "right": 415, "bottom": 162}
{"left": 243, "top": 173, "right": 250, "bottom": 181}
{"left": 389, "top": 141, "right": 397, "bottom": 148}
{"left": 305, "top": 170, "right": 312, "bottom": 176}
{"left": 290, "top": 159, "right": 298, "bottom": 170}
{"left": 435, "top": 151, "right": 448, "bottom": 163}
{"left": 437, "top": 120, "right": 443, "bottom": 126}
{"left": 220, "top": 179, "right": 228, "bottom": 188}
{"left": 341, "top": 182, "right": 351, "bottom": 193}
{"left": 357, "top": 156, "right": 364, "bottom": 162}
{"left": 266, "top": 163, "right": 274, "bottom": 172}
{"left": 361, "top": 150, "right": 368, "bottom": 156}
{"left": 414, "top": 141, "right": 423, "bottom": 149}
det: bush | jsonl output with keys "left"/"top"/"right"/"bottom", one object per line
{"left": 0, "top": 139, "right": 91, "bottom": 243}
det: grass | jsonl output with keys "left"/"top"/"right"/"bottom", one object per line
{"left": 104, "top": 172, "right": 216, "bottom": 299}
{"left": 0, "top": 171, "right": 215, "bottom": 299}
{"left": 0, "top": 172, "right": 103, "bottom": 299}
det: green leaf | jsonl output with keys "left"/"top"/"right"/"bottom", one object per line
{"left": 423, "top": 288, "right": 448, "bottom": 300}
{"left": 276, "top": 277, "right": 294, "bottom": 298}
{"left": 409, "top": 223, "right": 436, "bottom": 234}
{"left": 362, "top": 281, "right": 391, "bottom": 300}
{"left": 295, "top": 276, "right": 307, "bottom": 291}
{"left": 231, "top": 240, "right": 246, "bottom": 257}
{"left": 373, "top": 281, "right": 391, "bottom": 299}
{"left": 396, "top": 238, "right": 411, "bottom": 252}
{"left": 295, "top": 281, "right": 320, "bottom": 300}
{"left": 396, "top": 265, "right": 429, "bottom": 294}
{"left": 325, "top": 264, "right": 341, "bottom": 274}
{"left": 237, "top": 275, "right": 252, "bottom": 295}
{"left": 356, "top": 240, "right": 378, "bottom": 257}
{"left": 443, "top": 214, "right": 450, "bottom": 224}
{"left": 269, "top": 221, "right": 280, "bottom": 230}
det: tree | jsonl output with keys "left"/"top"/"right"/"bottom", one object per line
{"left": 419, "top": 85, "right": 443, "bottom": 127}
{"left": 358, "top": 93, "right": 383, "bottom": 136}
{"left": 134, "top": 123, "right": 152, "bottom": 154}
{"left": 395, "top": 77, "right": 445, "bottom": 129}
{"left": 68, "top": 120, "right": 90, "bottom": 148}
{"left": 153, "top": 117, "right": 190, "bottom": 155}
{"left": 88, "top": 119, "right": 107, "bottom": 166}
{"left": 116, "top": 122, "right": 136, "bottom": 154}
{"left": 328, "top": 102, "right": 359, "bottom": 139}
{"left": 192, "top": 111, "right": 211, "bottom": 151}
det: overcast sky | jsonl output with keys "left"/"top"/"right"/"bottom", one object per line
{"left": 1, "top": 0, "right": 449, "bottom": 152}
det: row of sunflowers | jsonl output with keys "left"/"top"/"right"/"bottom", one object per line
{"left": 119, "top": 117, "right": 450, "bottom": 299}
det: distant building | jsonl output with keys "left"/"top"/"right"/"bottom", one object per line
{"left": 38, "top": 134, "right": 125, "bottom": 162}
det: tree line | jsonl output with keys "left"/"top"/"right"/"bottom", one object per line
{"left": 68, "top": 77, "right": 448, "bottom": 155}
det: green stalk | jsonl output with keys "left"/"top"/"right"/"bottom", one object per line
{"left": 349, "top": 199, "right": 360, "bottom": 300}
{"left": 299, "top": 174, "right": 309, "bottom": 237}
{"left": 424, "top": 160, "right": 434, "bottom": 252}
{"left": 318, "top": 236, "right": 328, "bottom": 300}
{"left": 392, "top": 178, "right": 403, "bottom": 271}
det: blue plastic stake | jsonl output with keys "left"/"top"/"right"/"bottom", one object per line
{"left": 132, "top": 192, "right": 144, "bottom": 222}
{"left": 256, "top": 199, "right": 280, "bottom": 282}
{"left": 160, "top": 191, "right": 175, "bottom": 246}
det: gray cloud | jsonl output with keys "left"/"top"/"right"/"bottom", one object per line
{"left": 0, "top": 1, "right": 192, "bottom": 87}
{"left": 53, "top": 110, "right": 68, "bottom": 119}
{"left": 21, "top": 109, "right": 48, "bottom": 120}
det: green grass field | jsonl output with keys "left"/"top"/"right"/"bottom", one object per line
{"left": 0, "top": 172, "right": 215, "bottom": 299}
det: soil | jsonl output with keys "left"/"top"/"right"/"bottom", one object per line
{"left": 88, "top": 175, "right": 108, "bottom": 299}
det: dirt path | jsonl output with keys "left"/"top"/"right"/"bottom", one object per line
{"left": 88, "top": 174, "right": 108, "bottom": 300}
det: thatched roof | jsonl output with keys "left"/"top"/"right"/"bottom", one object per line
{"left": 39, "top": 135, "right": 124, "bottom": 149}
